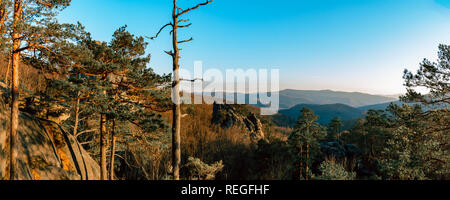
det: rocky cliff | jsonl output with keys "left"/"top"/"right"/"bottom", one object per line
{"left": 0, "top": 83, "right": 100, "bottom": 180}
{"left": 212, "top": 103, "right": 265, "bottom": 141}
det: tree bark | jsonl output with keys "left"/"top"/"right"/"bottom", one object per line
{"left": 73, "top": 91, "right": 80, "bottom": 136}
{"left": 299, "top": 146, "right": 303, "bottom": 180}
{"left": 9, "top": 0, "right": 22, "bottom": 180}
{"left": 100, "top": 114, "right": 107, "bottom": 180}
{"left": 109, "top": 120, "right": 116, "bottom": 180}
{"left": 306, "top": 143, "right": 310, "bottom": 181}
{"left": 171, "top": 0, "right": 182, "bottom": 181}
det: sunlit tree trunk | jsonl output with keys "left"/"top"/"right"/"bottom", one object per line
{"left": 109, "top": 120, "right": 116, "bottom": 180}
{"left": 100, "top": 114, "right": 107, "bottom": 180}
{"left": 73, "top": 91, "right": 80, "bottom": 136}
{"left": 9, "top": 0, "right": 22, "bottom": 180}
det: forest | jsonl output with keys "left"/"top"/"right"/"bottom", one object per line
{"left": 0, "top": 0, "right": 448, "bottom": 180}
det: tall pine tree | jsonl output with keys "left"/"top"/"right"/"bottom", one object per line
{"left": 3, "top": 0, "right": 71, "bottom": 180}
{"left": 288, "top": 107, "right": 326, "bottom": 180}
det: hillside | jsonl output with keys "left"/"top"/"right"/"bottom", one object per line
{"left": 358, "top": 101, "right": 405, "bottom": 112}
{"left": 276, "top": 103, "right": 364, "bottom": 130}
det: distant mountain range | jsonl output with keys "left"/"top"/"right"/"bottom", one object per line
{"left": 358, "top": 101, "right": 405, "bottom": 112}
{"left": 274, "top": 101, "right": 416, "bottom": 130}
{"left": 268, "top": 90, "right": 406, "bottom": 130}
{"left": 279, "top": 103, "right": 364, "bottom": 125}
{"left": 276, "top": 89, "right": 398, "bottom": 109}
{"left": 215, "top": 89, "right": 398, "bottom": 109}
{"left": 201, "top": 89, "right": 407, "bottom": 129}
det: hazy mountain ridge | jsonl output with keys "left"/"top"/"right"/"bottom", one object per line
{"left": 208, "top": 89, "right": 398, "bottom": 110}
{"left": 358, "top": 101, "right": 405, "bottom": 112}
{"left": 277, "top": 89, "right": 398, "bottom": 109}
{"left": 266, "top": 89, "right": 402, "bottom": 130}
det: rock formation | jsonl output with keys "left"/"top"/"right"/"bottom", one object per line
{"left": 0, "top": 83, "right": 100, "bottom": 180}
{"left": 212, "top": 102, "right": 265, "bottom": 141}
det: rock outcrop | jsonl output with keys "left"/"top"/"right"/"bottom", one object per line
{"left": 0, "top": 83, "right": 100, "bottom": 180}
{"left": 212, "top": 102, "right": 265, "bottom": 141}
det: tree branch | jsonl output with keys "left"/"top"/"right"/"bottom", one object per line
{"left": 178, "top": 37, "right": 193, "bottom": 44}
{"left": 147, "top": 23, "right": 173, "bottom": 40}
{"left": 178, "top": 23, "right": 192, "bottom": 28}
{"left": 176, "top": 0, "right": 213, "bottom": 17}
{"left": 165, "top": 50, "right": 174, "bottom": 56}
{"left": 75, "top": 129, "right": 97, "bottom": 138}
{"left": 180, "top": 78, "right": 203, "bottom": 82}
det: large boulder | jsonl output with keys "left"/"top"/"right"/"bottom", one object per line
{"left": 0, "top": 83, "right": 100, "bottom": 180}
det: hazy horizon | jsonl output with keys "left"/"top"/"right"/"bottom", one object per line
{"left": 58, "top": 0, "right": 450, "bottom": 95}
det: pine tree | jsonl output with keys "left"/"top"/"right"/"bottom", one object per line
{"left": 103, "top": 26, "right": 170, "bottom": 180}
{"left": 327, "top": 117, "right": 343, "bottom": 141}
{"left": 402, "top": 44, "right": 450, "bottom": 106}
{"left": 380, "top": 104, "right": 449, "bottom": 180}
{"left": 3, "top": 0, "right": 71, "bottom": 180}
{"left": 288, "top": 107, "right": 326, "bottom": 180}
{"left": 363, "top": 110, "right": 392, "bottom": 158}
{"left": 380, "top": 45, "right": 450, "bottom": 180}
{"left": 34, "top": 25, "right": 171, "bottom": 180}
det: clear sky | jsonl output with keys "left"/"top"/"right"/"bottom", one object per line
{"left": 57, "top": 0, "right": 450, "bottom": 95}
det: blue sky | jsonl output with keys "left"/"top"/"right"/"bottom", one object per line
{"left": 58, "top": 0, "right": 450, "bottom": 95}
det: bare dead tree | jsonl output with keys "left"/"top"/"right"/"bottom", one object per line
{"left": 149, "top": 0, "right": 213, "bottom": 180}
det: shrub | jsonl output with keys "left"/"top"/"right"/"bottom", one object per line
{"left": 316, "top": 158, "right": 356, "bottom": 180}
{"left": 184, "top": 157, "right": 224, "bottom": 180}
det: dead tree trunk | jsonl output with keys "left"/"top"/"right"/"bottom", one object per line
{"left": 151, "top": 0, "right": 213, "bottom": 180}
{"left": 9, "top": 0, "right": 22, "bottom": 180}
{"left": 171, "top": 0, "right": 182, "bottom": 181}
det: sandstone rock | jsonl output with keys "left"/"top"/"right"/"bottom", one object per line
{"left": 0, "top": 83, "right": 100, "bottom": 180}
{"left": 212, "top": 103, "right": 265, "bottom": 141}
